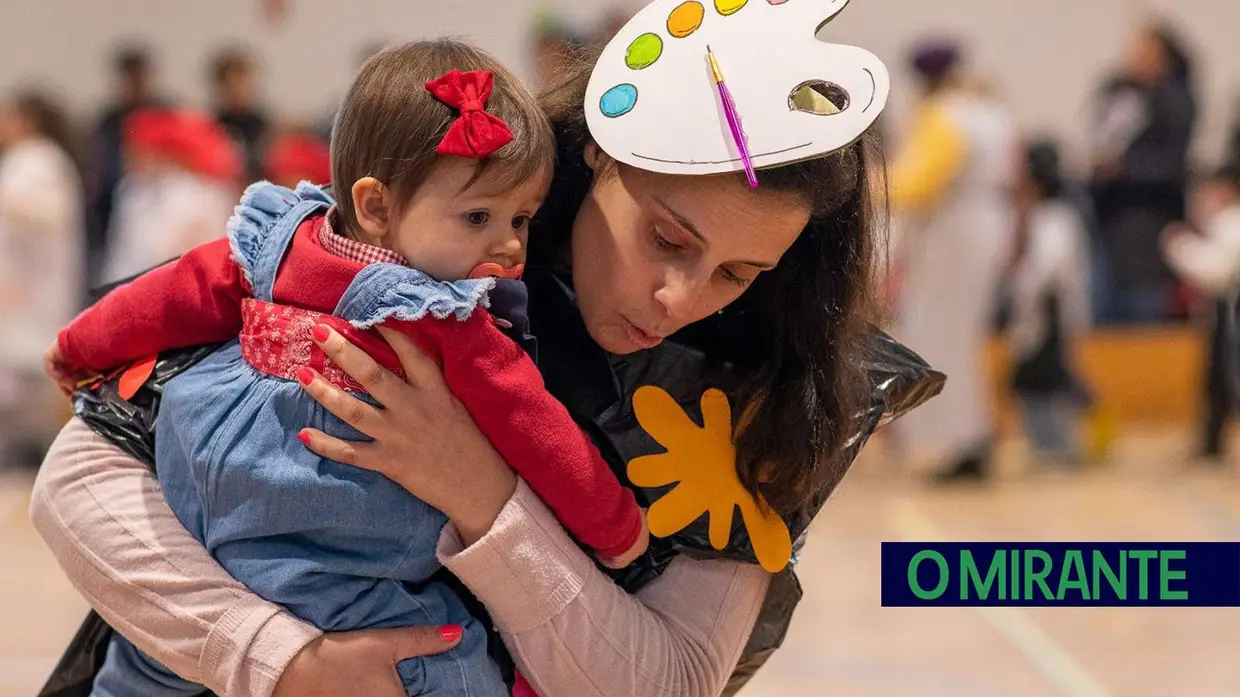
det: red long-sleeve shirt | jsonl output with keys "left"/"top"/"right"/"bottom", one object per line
{"left": 59, "top": 214, "right": 642, "bottom": 558}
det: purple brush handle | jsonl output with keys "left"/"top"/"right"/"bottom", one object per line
{"left": 718, "top": 82, "right": 758, "bottom": 188}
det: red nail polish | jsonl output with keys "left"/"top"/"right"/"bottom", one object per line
{"left": 297, "top": 430, "right": 311, "bottom": 446}
{"left": 438, "top": 625, "right": 463, "bottom": 643}
{"left": 312, "top": 324, "right": 331, "bottom": 343}
{"left": 296, "top": 367, "right": 315, "bottom": 386}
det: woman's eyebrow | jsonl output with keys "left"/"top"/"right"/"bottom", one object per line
{"left": 655, "top": 197, "right": 777, "bottom": 270}
{"left": 655, "top": 197, "right": 707, "bottom": 245}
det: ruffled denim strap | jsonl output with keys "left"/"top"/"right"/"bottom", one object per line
{"left": 333, "top": 263, "right": 496, "bottom": 328}
{"left": 226, "top": 180, "right": 333, "bottom": 301}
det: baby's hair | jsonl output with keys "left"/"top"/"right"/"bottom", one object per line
{"left": 331, "top": 38, "right": 555, "bottom": 239}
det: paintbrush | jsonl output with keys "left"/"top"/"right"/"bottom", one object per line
{"left": 706, "top": 45, "right": 758, "bottom": 189}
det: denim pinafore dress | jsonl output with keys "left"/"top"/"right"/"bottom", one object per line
{"left": 93, "top": 182, "right": 507, "bottom": 697}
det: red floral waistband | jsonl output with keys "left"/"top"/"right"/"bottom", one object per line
{"left": 240, "top": 299, "right": 405, "bottom": 393}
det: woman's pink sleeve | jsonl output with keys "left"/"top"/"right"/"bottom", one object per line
{"left": 29, "top": 418, "right": 321, "bottom": 697}
{"left": 438, "top": 479, "right": 772, "bottom": 697}
{"left": 32, "top": 418, "right": 773, "bottom": 697}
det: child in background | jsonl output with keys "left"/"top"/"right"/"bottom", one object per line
{"left": 264, "top": 130, "right": 331, "bottom": 189}
{"left": 1162, "top": 162, "right": 1240, "bottom": 462}
{"left": 47, "top": 39, "right": 647, "bottom": 697}
{"left": 1006, "top": 140, "right": 1095, "bottom": 464}
{"left": 100, "top": 108, "right": 240, "bottom": 284}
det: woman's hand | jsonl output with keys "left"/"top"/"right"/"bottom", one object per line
{"left": 296, "top": 324, "right": 517, "bottom": 544}
{"left": 272, "top": 625, "right": 463, "bottom": 697}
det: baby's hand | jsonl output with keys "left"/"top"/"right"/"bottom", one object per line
{"left": 43, "top": 342, "right": 84, "bottom": 395}
{"left": 598, "top": 509, "right": 650, "bottom": 569}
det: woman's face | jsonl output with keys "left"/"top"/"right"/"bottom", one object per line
{"left": 570, "top": 143, "right": 812, "bottom": 354}
{"left": 1126, "top": 29, "right": 1166, "bottom": 84}
{"left": 0, "top": 103, "right": 31, "bottom": 148}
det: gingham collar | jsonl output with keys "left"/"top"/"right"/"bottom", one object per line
{"left": 318, "top": 207, "right": 409, "bottom": 267}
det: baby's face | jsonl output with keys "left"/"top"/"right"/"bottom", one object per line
{"left": 390, "top": 159, "right": 549, "bottom": 281}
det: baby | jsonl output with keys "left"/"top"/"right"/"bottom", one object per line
{"left": 47, "top": 39, "right": 647, "bottom": 697}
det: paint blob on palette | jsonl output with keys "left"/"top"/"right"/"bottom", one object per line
{"left": 667, "top": 1, "right": 705, "bottom": 37}
{"left": 586, "top": 0, "right": 890, "bottom": 176}
{"left": 600, "top": 84, "right": 639, "bottom": 117}
{"left": 625, "top": 33, "right": 664, "bottom": 69}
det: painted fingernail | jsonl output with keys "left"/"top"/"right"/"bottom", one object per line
{"left": 438, "top": 625, "right": 463, "bottom": 643}
{"left": 296, "top": 367, "right": 315, "bottom": 386}
{"left": 312, "top": 324, "right": 331, "bottom": 343}
{"left": 297, "top": 430, "right": 311, "bottom": 446}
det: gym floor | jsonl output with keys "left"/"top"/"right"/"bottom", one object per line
{"left": 4, "top": 428, "right": 1239, "bottom": 697}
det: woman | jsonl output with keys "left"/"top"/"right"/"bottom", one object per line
{"left": 31, "top": 8, "right": 935, "bottom": 697}
{"left": 1089, "top": 21, "right": 1197, "bottom": 324}
{"left": 886, "top": 38, "right": 1019, "bottom": 483}
{"left": 0, "top": 90, "right": 83, "bottom": 468}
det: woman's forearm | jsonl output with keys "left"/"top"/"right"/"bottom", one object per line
{"left": 32, "top": 418, "right": 771, "bottom": 697}
{"left": 439, "top": 480, "right": 771, "bottom": 697}
{"left": 30, "top": 418, "right": 321, "bottom": 697}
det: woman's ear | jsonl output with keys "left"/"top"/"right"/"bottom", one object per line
{"left": 350, "top": 177, "right": 394, "bottom": 245}
{"left": 583, "top": 141, "right": 612, "bottom": 175}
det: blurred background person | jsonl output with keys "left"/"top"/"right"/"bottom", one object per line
{"left": 1004, "top": 139, "right": 1095, "bottom": 466}
{"left": 1228, "top": 96, "right": 1240, "bottom": 169}
{"left": 263, "top": 129, "right": 331, "bottom": 189}
{"left": 887, "top": 37, "right": 1019, "bottom": 484}
{"left": 0, "top": 90, "right": 83, "bottom": 469}
{"left": 100, "top": 108, "right": 240, "bottom": 284}
{"left": 530, "top": 8, "right": 586, "bottom": 90}
{"left": 86, "top": 45, "right": 165, "bottom": 292}
{"left": 1162, "top": 162, "right": 1240, "bottom": 463}
{"left": 209, "top": 46, "right": 270, "bottom": 184}
{"left": 314, "top": 40, "right": 389, "bottom": 143}
{"left": 1089, "top": 21, "right": 1199, "bottom": 325}
{"left": 597, "top": 7, "right": 635, "bottom": 42}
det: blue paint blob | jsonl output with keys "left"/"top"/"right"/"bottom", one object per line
{"left": 600, "top": 84, "right": 638, "bottom": 118}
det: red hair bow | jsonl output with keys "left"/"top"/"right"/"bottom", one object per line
{"left": 426, "top": 69, "right": 515, "bottom": 158}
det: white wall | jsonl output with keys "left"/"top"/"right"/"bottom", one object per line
{"left": 1, "top": 0, "right": 1238, "bottom": 168}
{"left": 0, "top": 0, "right": 615, "bottom": 121}
{"left": 833, "top": 0, "right": 1240, "bottom": 169}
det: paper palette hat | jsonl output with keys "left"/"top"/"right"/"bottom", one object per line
{"left": 585, "top": 0, "right": 889, "bottom": 184}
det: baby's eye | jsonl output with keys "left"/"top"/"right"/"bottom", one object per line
{"left": 512, "top": 215, "right": 531, "bottom": 229}
{"left": 466, "top": 211, "right": 491, "bottom": 227}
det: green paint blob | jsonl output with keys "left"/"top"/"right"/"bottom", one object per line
{"left": 626, "top": 33, "right": 663, "bottom": 70}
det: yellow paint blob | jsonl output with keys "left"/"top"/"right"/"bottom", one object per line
{"left": 714, "top": 0, "right": 748, "bottom": 16}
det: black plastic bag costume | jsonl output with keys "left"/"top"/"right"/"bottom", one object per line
{"left": 37, "top": 265, "right": 942, "bottom": 697}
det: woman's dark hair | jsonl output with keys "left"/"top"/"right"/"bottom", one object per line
{"left": 11, "top": 90, "right": 84, "bottom": 175}
{"left": 532, "top": 47, "right": 884, "bottom": 519}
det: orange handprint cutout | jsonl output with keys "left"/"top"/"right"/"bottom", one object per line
{"left": 626, "top": 385, "right": 793, "bottom": 573}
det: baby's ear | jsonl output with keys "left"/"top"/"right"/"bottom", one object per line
{"left": 350, "top": 176, "right": 395, "bottom": 244}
